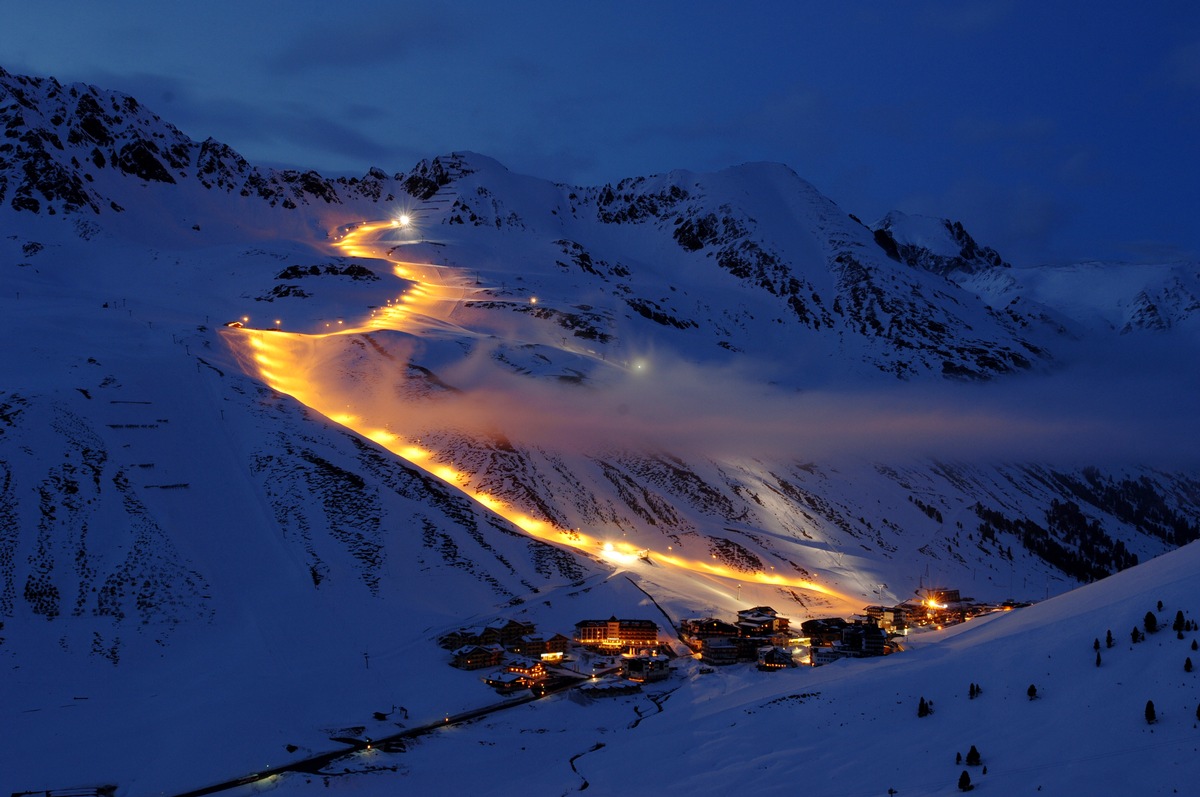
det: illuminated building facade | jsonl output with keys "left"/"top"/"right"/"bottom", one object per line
{"left": 574, "top": 616, "right": 659, "bottom": 653}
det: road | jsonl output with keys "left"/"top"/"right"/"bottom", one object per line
{"left": 168, "top": 666, "right": 618, "bottom": 797}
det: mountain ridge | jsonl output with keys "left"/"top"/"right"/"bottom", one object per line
{"left": 2, "top": 65, "right": 1199, "bottom": 792}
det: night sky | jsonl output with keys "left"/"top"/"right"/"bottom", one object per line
{"left": 2, "top": 1, "right": 1198, "bottom": 265}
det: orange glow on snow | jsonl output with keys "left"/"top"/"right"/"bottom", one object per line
{"left": 221, "top": 218, "right": 853, "bottom": 606}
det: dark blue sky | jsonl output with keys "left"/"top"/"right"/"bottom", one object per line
{"left": 3, "top": 1, "right": 1198, "bottom": 265}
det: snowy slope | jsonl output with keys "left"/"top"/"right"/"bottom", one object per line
{"left": 2, "top": 66, "right": 1199, "bottom": 794}
{"left": 262, "top": 539, "right": 1200, "bottom": 797}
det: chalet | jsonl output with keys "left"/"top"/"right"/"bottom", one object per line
{"left": 451, "top": 644, "right": 505, "bottom": 670}
{"left": 439, "top": 618, "right": 537, "bottom": 650}
{"left": 801, "top": 617, "right": 849, "bottom": 647}
{"left": 505, "top": 657, "right": 548, "bottom": 683}
{"left": 508, "top": 635, "right": 547, "bottom": 657}
{"left": 496, "top": 619, "right": 537, "bottom": 645}
{"left": 482, "top": 670, "right": 526, "bottom": 692}
{"left": 626, "top": 655, "right": 670, "bottom": 683}
{"left": 879, "top": 606, "right": 909, "bottom": 634}
{"left": 575, "top": 616, "right": 659, "bottom": 654}
{"left": 682, "top": 617, "right": 739, "bottom": 639}
{"left": 737, "top": 606, "right": 790, "bottom": 636}
{"left": 483, "top": 657, "right": 548, "bottom": 692}
{"left": 757, "top": 646, "right": 797, "bottom": 671}
{"left": 841, "top": 620, "right": 887, "bottom": 657}
{"left": 439, "top": 626, "right": 486, "bottom": 650}
{"left": 700, "top": 637, "right": 739, "bottom": 666}
{"left": 545, "top": 633, "right": 571, "bottom": 655}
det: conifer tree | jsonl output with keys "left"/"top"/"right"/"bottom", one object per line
{"left": 1106, "top": 629, "right": 1114, "bottom": 648}
{"left": 918, "top": 696, "right": 930, "bottom": 717}
{"left": 1093, "top": 637, "right": 1100, "bottom": 651}
{"left": 1132, "top": 626, "right": 1140, "bottom": 644}
{"left": 956, "top": 751, "right": 962, "bottom": 764}
{"left": 1027, "top": 683, "right": 1037, "bottom": 700}
{"left": 958, "top": 770, "right": 973, "bottom": 791}
{"left": 966, "top": 744, "right": 981, "bottom": 766}
{"left": 1145, "top": 611, "right": 1158, "bottom": 634}
{"left": 1174, "top": 610, "right": 1186, "bottom": 632}
{"left": 1096, "top": 650, "right": 1102, "bottom": 667}
{"left": 1186, "top": 657, "right": 1193, "bottom": 673}
{"left": 1145, "top": 700, "right": 1156, "bottom": 724}
{"left": 1192, "top": 640, "right": 1197, "bottom": 651}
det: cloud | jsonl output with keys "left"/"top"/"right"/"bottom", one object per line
{"left": 288, "top": 327, "right": 1200, "bottom": 470}
{"left": 263, "top": 7, "right": 463, "bottom": 75}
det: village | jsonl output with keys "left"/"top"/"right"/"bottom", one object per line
{"left": 439, "top": 587, "right": 1027, "bottom": 697}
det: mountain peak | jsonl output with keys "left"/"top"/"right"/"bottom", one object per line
{"left": 873, "top": 210, "right": 1009, "bottom": 275}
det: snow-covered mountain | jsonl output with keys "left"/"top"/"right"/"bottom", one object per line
{"left": 3, "top": 66, "right": 1199, "bottom": 793}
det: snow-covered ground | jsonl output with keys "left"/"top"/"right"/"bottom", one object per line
{"left": 220, "top": 539, "right": 1200, "bottom": 797}
{"left": 3, "top": 67, "right": 1200, "bottom": 796}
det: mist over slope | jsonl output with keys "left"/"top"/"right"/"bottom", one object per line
{"left": 2, "top": 66, "right": 1199, "bottom": 792}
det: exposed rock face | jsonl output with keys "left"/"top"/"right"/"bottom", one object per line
{"left": 873, "top": 211, "right": 1009, "bottom": 276}
{"left": 0, "top": 66, "right": 406, "bottom": 216}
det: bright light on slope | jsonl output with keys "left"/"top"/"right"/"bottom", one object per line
{"left": 222, "top": 218, "right": 852, "bottom": 605}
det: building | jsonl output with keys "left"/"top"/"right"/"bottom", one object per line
{"left": 508, "top": 635, "right": 548, "bottom": 657}
{"left": 682, "top": 617, "right": 739, "bottom": 639}
{"left": 864, "top": 604, "right": 909, "bottom": 633}
{"left": 812, "top": 646, "right": 849, "bottom": 666}
{"left": 439, "top": 626, "right": 486, "bottom": 650}
{"left": 451, "top": 644, "right": 505, "bottom": 670}
{"left": 505, "top": 657, "right": 548, "bottom": 683}
{"left": 440, "top": 618, "right": 537, "bottom": 650}
{"left": 627, "top": 655, "right": 670, "bottom": 683}
{"left": 840, "top": 620, "right": 887, "bottom": 657}
{"left": 545, "top": 633, "right": 571, "bottom": 655}
{"left": 483, "top": 658, "right": 548, "bottom": 692}
{"left": 801, "top": 617, "right": 849, "bottom": 647}
{"left": 757, "top": 646, "right": 797, "bottom": 670}
{"left": 574, "top": 616, "right": 659, "bottom": 653}
{"left": 737, "top": 606, "right": 790, "bottom": 636}
{"left": 701, "top": 637, "right": 739, "bottom": 666}
{"left": 482, "top": 670, "right": 526, "bottom": 692}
